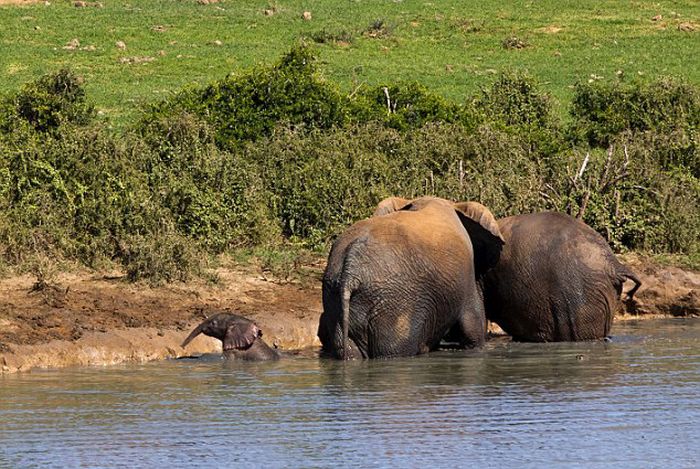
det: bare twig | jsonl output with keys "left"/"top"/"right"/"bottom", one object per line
{"left": 574, "top": 152, "right": 590, "bottom": 182}
{"left": 382, "top": 87, "right": 392, "bottom": 114}
{"left": 576, "top": 190, "right": 590, "bottom": 219}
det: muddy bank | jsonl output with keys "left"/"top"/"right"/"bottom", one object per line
{"left": 0, "top": 268, "right": 323, "bottom": 373}
{"left": 1, "top": 256, "right": 698, "bottom": 373}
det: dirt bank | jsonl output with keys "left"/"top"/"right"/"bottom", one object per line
{"left": 1, "top": 256, "right": 698, "bottom": 373}
{"left": 0, "top": 266, "right": 324, "bottom": 373}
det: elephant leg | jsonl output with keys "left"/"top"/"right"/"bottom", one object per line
{"left": 456, "top": 299, "right": 486, "bottom": 348}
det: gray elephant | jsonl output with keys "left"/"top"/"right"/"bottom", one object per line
{"left": 318, "top": 196, "right": 504, "bottom": 359}
{"left": 182, "top": 312, "right": 280, "bottom": 360}
{"left": 460, "top": 210, "right": 642, "bottom": 342}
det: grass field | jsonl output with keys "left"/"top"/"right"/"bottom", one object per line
{"left": 2, "top": 0, "right": 699, "bottom": 126}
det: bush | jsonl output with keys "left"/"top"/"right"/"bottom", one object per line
{"left": 141, "top": 45, "right": 348, "bottom": 149}
{"left": 242, "top": 122, "right": 549, "bottom": 247}
{"left": 0, "top": 69, "right": 94, "bottom": 134}
{"left": 474, "top": 72, "right": 564, "bottom": 156}
{"left": 476, "top": 71, "right": 556, "bottom": 129}
{"left": 0, "top": 125, "right": 157, "bottom": 267}
{"left": 570, "top": 77, "right": 700, "bottom": 148}
{"left": 140, "top": 112, "right": 280, "bottom": 250}
{"left": 350, "top": 82, "right": 474, "bottom": 131}
{"left": 1, "top": 55, "right": 697, "bottom": 283}
{"left": 120, "top": 228, "right": 203, "bottom": 285}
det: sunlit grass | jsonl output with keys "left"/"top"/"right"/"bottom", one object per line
{"left": 1, "top": 0, "right": 698, "bottom": 126}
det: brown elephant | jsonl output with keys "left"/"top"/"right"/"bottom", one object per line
{"left": 456, "top": 209, "right": 642, "bottom": 342}
{"left": 318, "top": 196, "right": 504, "bottom": 359}
{"left": 182, "top": 313, "right": 280, "bottom": 360}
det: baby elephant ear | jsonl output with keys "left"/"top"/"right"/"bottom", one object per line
{"left": 373, "top": 197, "right": 410, "bottom": 216}
{"left": 454, "top": 201, "right": 505, "bottom": 275}
{"left": 223, "top": 322, "right": 261, "bottom": 350}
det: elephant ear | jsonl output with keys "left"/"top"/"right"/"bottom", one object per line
{"left": 454, "top": 201, "right": 505, "bottom": 276}
{"left": 373, "top": 197, "right": 411, "bottom": 216}
{"left": 223, "top": 321, "right": 262, "bottom": 351}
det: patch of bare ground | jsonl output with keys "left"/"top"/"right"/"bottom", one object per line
{"left": 619, "top": 253, "right": 700, "bottom": 318}
{"left": 0, "top": 255, "right": 697, "bottom": 373}
{"left": 0, "top": 267, "right": 323, "bottom": 373}
{"left": 0, "top": 0, "right": 42, "bottom": 4}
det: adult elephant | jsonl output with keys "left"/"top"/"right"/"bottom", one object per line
{"left": 457, "top": 209, "right": 642, "bottom": 342}
{"left": 318, "top": 196, "right": 504, "bottom": 359}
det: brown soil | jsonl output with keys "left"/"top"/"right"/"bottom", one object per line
{"left": 0, "top": 267, "right": 324, "bottom": 373}
{"left": 1, "top": 256, "right": 698, "bottom": 373}
{"left": 0, "top": 0, "right": 42, "bottom": 5}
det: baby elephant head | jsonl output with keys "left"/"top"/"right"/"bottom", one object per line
{"left": 182, "top": 312, "right": 263, "bottom": 352}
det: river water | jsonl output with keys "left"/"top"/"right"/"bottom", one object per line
{"left": 1, "top": 318, "right": 698, "bottom": 468}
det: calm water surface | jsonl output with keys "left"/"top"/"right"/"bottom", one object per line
{"left": 1, "top": 319, "right": 698, "bottom": 468}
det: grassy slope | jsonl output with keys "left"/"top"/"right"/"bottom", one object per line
{"left": 1, "top": 0, "right": 699, "bottom": 126}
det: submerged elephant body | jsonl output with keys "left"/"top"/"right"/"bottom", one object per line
{"left": 481, "top": 212, "right": 641, "bottom": 342}
{"left": 319, "top": 197, "right": 503, "bottom": 359}
{"left": 182, "top": 313, "right": 280, "bottom": 360}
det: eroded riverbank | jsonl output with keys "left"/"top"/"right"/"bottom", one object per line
{"left": 1, "top": 255, "right": 698, "bottom": 373}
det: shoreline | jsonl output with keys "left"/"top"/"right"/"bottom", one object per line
{"left": 1, "top": 256, "right": 698, "bottom": 374}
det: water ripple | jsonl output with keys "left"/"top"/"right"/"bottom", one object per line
{"left": 1, "top": 319, "right": 699, "bottom": 468}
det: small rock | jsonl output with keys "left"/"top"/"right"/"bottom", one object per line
{"left": 74, "top": 1, "right": 102, "bottom": 7}
{"left": 34, "top": 25, "right": 41, "bottom": 30}
{"left": 678, "top": 22, "right": 696, "bottom": 32}
{"left": 119, "top": 56, "right": 155, "bottom": 64}
{"left": 302, "top": 11, "right": 312, "bottom": 20}
{"left": 212, "top": 39, "right": 223, "bottom": 46}
{"left": 263, "top": 9, "right": 275, "bottom": 16}
{"left": 115, "top": 40, "right": 127, "bottom": 50}
{"left": 651, "top": 14, "right": 662, "bottom": 22}
{"left": 63, "top": 38, "right": 80, "bottom": 50}
{"left": 158, "top": 50, "right": 166, "bottom": 56}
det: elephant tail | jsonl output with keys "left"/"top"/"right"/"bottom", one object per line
{"left": 616, "top": 262, "right": 642, "bottom": 301}
{"left": 337, "top": 242, "right": 362, "bottom": 360}
{"left": 341, "top": 280, "right": 352, "bottom": 360}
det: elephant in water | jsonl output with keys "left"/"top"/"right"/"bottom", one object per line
{"left": 318, "top": 196, "right": 504, "bottom": 359}
{"left": 460, "top": 210, "right": 642, "bottom": 342}
{"left": 182, "top": 313, "right": 280, "bottom": 360}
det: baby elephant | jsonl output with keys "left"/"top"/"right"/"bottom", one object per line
{"left": 181, "top": 313, "right": 280, "bottom": 360}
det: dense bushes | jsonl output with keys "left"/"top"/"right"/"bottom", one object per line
{"left": 570, "top": 78, "right": 700, "bottom": 148}
{"left": 0, "top": 48, "right": 698, "bottom": 281}
{"left": 0, "top": 69, "right": 94, "bottom": 134}
{"left": 141, "top": 46, "right": 349, "bottom": 149}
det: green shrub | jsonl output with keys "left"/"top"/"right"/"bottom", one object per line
{"left": 120, "top": 228, "right": 203, "bottom": 285}
{"left": 0, "top": 125, "right": 157, "bottom": 267}
{"left": 141, "top": 45, "right": 348, "bottom": 149}
{"left": 476, "top": 71, "right": 555, "bottom": 129}
{"left": 1, "top": 60, "right": 697, "bottom": 282}
{"left": 0, "top": 69, "right": 94, "bottom": 134}
{"left": 141, "top": 112, "right": 280, "bottom": 250}
{"left": 473, "top": 72, "right": 564, "bottom": 156}
{"left": 350, "top": 82, "right": 476, "bottom": 131}
{"left": 570, "top": 78, "right": 700, "bottom": 148}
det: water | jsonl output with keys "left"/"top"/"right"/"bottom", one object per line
{"left": 1, "top": 319, "right": 698, "bottom": 468}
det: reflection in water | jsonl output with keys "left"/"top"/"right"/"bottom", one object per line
{"left": 1, "top": 319, "right": 698, "bottom": 467}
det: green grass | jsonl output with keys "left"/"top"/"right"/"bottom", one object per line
{"left": 2, "top": 0, "right": 699, "bottom": 126}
